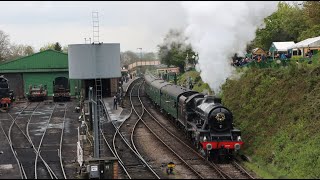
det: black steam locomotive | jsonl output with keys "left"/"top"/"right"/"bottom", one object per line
{"left": 144, "top": 73, "right": 243, "bottom": 162}
{"left": 53, "top": 77, "right": 71, "bottom": 102}
{"left": 0, "top": 75, "right": 14, "bottom": 112}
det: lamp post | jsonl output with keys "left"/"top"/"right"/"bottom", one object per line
{"left": 137, "top": 48, "right": 142, "bottom": 75}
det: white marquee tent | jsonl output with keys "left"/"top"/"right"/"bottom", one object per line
{"left": 289, "top": 36, "right": 320, "bottom": 49}
{"left": 269, "top": 41, "right": 295, "bottom": 59}
{"left": 269, "top": 41, "right": 296, "bottom": 52}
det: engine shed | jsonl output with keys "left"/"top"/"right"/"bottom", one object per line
{"left": 0, "top": 49, "right": 81, "bottom": 100}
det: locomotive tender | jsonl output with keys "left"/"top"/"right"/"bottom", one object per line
{"left": 0, "top": 75, "right": 14, "bottom": 112}
{"left": 144, "top": 73, "right": 243, "bottom": 162}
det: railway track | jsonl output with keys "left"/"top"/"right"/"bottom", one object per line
{"left": 138, "top": 81, "right": 255, "bottom": 179}
{"left": 34, "top": 102, "right": 68, "bottom": 179}
{"left": 100, "top": 78, "right": 161, "bottom": 179}
{"left": 216, "top": 161, "right": 255, "bottom": 179}
{"left": 0, "top": 102, "right": 35, "bottom": 179}
{"left": 0, "top": 100, "right": 80, "bottom": 179}
{"left": 130, "top": 81, "right": 225, "bottom": 179}
{"left": 0, "top": 102, "right": 58, "bottom": 179}
{"left": 99, "top": 78, "right": 254, "bottom": 179}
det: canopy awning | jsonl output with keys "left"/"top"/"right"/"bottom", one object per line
{"left": 270, "top": 41, "right": 295, "bottom": 52}
{"left": 289, "top": 36, "right": 320, "bottom": 49}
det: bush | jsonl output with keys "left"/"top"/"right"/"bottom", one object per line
{"left": 221, "top": 64, "right": 320, "bottom": 178}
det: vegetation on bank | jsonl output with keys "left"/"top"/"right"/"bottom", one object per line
{"left": 176, "top": 70, "right": 213, "bottom": 94}
{"left": 221, "top": 63, "right": 320, "bottom": 178}
{"left": 175, "top": 56, "right": 320, "bottom": 178}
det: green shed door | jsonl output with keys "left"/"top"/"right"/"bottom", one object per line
{"left": 23, "top": 72, "right": 71, "bottom": 96}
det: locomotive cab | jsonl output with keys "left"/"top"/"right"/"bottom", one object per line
{"left": 0, "top": 76, "right": 14, "bottom": 112}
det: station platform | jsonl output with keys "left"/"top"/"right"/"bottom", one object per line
{"left": 102, "top": 77, "right": 138, "bottom": 122}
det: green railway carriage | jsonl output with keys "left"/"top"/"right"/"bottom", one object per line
{"left": 153, "top": 81, "right": 170, "bottom": 107}
{"left": 144, "top": 73, "right": 195, "bottom": 120}
{"left": 160, "top": 85, "right": 182, "bottom": 119}
{"left": 161, "top": 84, "right": 195, "bottom": 119}
{"left": 145, "top": 74, "right": 170, "bottom": 107}
{"left": 144, "top": 74, "right": 158, "bottom": 102}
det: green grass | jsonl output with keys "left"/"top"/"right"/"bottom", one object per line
{"left": 221, "top": 63, "right": 320, "bottom": 178}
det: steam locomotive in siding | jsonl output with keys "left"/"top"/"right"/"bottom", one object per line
{"left": 0, "top": 75, "right": 15, "bottom": 112}
{"left": 53, "top": 77, "right": 71, "bottom": 102}
{"left": 27, "top": 84, "right": 48, "bottom": 101}
{"left": 144, "top": 74, "right": 244, "bottom": 162}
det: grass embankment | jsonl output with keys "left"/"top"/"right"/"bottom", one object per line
{"left": 178, "top": 59, "right": 320, "bottom": 178}
{"left": 222, "top": 64, "right": 320, "bottom": 178}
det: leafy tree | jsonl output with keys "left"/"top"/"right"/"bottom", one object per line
{"left": 40, "top": 42, "right": 63, "bottom": 52}
{"left": 298, "top": 25, "right": 320, "bottom": 41}
{"left": 303, "top": 1, "right": 320, "bottom": 25}
{"left": 158, "top": 29, "right": 197, "bottom": 73}
{"left": 251, "top": 2, "right": 308, "bottom": 51}
{"left": 54, "top": 42, "right": 62, "bottom": 52}
{"left": 40, "top": 43, "right": 55, "bottom": 52}
{"left": 295, "top": 1, "right": 320, "bottom": 41}
{"left": 185, "top": 45, "right": 198, "bottom": 66}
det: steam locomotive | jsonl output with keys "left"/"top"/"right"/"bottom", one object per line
{"left": 0, "top": 75, "right": 14, "bottom": 112}
{"left": 53, "top": 77, "right": 71, "bottom": 102}
{"left": 26, "top": 84, "right": 48, "bottom": 101}
{"left": 144, "top": 74, "right": 244, "bottom": 162}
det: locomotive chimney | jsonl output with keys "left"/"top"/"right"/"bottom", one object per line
{"left": 213, "top": 96, "right": 221, "bottom": 104}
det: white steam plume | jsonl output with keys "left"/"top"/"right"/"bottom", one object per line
{"left": 181, "top": 1, "right": 278, "bottom": 94}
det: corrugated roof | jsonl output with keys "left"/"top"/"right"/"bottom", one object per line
{"left": 270, "top": 41, "right": 295, "bottom": 52}
{"left": 290, "top": 36, "right": 320, "bottom": 49}
{"left": 0, "top": 49, "right": 68, "bottom": 72}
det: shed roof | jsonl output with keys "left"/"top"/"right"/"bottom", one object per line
{"left": 290, "top": 36, "right": 320, "bottom": 49}
{"left": 0, "top": 49, "right": 68, "bottom": 73}
{"left": 252, "top": 47, "right": 266, "bottom": 55}
{"left": 270, "top": 41, "right": 295, "bottom": 52}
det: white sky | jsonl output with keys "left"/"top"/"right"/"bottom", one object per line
{"left": 0, "top": 1, "right": 187, "bottom": 52}
{"left": 0, "top": 1, "right": 300, "bottom": 53}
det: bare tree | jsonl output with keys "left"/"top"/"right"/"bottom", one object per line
{"left": 62, "top": 46, "right": 68, "bottom": 53}
{"left": 120, "top": 51, "right": 139, "bottom": 67}
{"left": 8, "top": 44, "right": 35, "bottom": 60}
{"left": 0, "top": 30, "right": 10, "bottom": 62}
{"left": 141, "top": 52, "right": 157, "bottom": 61}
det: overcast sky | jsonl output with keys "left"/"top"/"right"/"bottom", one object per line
{"left": 0, "top": 1, "right": 189, "bottom": 53}
{"left": 1, "top": 1, "right": 301, "bottom": 53}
